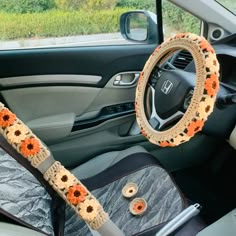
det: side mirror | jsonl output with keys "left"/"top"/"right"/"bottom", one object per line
{"left": 120, "top": 10, "right": 158, "bottom": 44}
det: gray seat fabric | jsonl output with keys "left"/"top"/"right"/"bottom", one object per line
{"left": 0, "top": 148, "right": 54, "bottom": 236}
{"left": 0, "top": 145, "right": 197, "bottom": 236}
{"left": 72, "top": 146, "right": 147, "bottom": 179}
{"left": 66, "top": 165, "right": 185, "bottom": 236}
{"left": 0, "top": 146, "right": 147, "bottom": 236}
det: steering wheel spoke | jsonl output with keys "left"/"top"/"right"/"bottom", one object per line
{"left": 149, "top": 85, "right": 184, "bottom": 131}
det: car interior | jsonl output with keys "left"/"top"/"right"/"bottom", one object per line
{"left": 0, "top": 0, "right": 236, "bottom": 236}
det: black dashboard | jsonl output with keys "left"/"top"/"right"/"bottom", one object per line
{"left": 217, "top": 55, "right": 236, "bottom": 87}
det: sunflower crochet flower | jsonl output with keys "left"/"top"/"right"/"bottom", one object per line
{"left": 175, "top": 33, "right": 186, "bottom": 39}
{"left": 205, "top": 74, "right": 219, "bottom": 97}
{"left": 159, "top": 141, "right": 174, "bottom": 147}
{"left": 187, "top": 120, "right": 204, "bottom": 137}
{"left": 67, "top": 184, "right": 87, "bottom": 205}
{"left": 79, "top": 199, "right": 99, "bottom": 222}
{"left": 122, "top": 183, "right": 138, "bottom": 198}
{"left": 54, "top": 169, "right": 75, "bottom": 190}
{"left": 199, "top": 40, "right": 214, "bottom": 53}
{"left": 205, "top": 54, "right": 219, "bottom": 74}
{"left": 6, "top": 123, "right": 29, "bottom": 144}
{"left": 172, "top": 135, "right": 190, "bottom": 146}
{"left": 130, "top": 198, "right": 147, "bottom": 215}
{"left": 133, "top": 202, "right": 146, "bottom": 214}
{"left": 21, "top": 137, "right": 40, "bottom": 157}
{"left": 197, "top": 97, "right": 214, "bottom": 120}
{"left": 0, "top": 109, "right": 16, "bottom": 127}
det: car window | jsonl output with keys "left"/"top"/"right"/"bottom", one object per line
{"left": 0, "top": 0, "right": 157, "bottom": 50}
{"left": 215, "top": 0, "right": 236, "bottom": 15}
{"left": 162, "top": 0, "right": 201, "bottom": 39}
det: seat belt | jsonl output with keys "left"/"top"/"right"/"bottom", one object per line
{"left": 0, "top": 103, "right": 124, "bottom": 236}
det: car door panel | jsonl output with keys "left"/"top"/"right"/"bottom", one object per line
{"left": 0, "top": 44, "right": 157, "bottom": 166}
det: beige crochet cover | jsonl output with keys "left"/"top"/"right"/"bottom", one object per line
{"left": 0, "top": 103, "right": 108, "bottom": 230}
{"left": 135, "top": 33, "right": 220, "bottom": 147}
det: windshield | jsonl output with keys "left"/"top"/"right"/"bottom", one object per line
{"left": 216, "top": 0, "right": 236, "bottom": 15}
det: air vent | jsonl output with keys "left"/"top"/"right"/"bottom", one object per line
{"left": 172, "top": 50, "right": 193, "bottom": 69}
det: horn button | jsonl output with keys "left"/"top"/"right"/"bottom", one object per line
{"left": 154, "top": 70, "right": 195, "bottom": 120}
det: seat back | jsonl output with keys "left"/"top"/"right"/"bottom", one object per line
{"left": 0, "top": 147, "right": 54, "bottom": 235}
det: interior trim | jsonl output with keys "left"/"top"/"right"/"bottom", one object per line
{"left": 72, "top": 102, "right": 135, "bottom": 131}
{"left": 0, "top": 74, "right": 102, "bottom": 87}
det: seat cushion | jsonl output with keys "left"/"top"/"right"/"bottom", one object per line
{"left": 65, "top": 152, "right": 186, "bottom": 236}
{"left": 0, "top": 145, "right": 204, "bottom": 236}
{"left": 72, "top": 146, "right": 147, "bottom": 179}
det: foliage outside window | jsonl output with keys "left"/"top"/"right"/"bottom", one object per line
{"left": 0, "top": 0, "right": 200, "bottom": 49}
{"left": 215, "top": 0, "right": 236, "bottom": 15}
{"left": 162, "top": 0, "right": 201, "bottom": 39}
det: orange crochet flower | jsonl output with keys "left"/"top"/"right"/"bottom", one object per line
{"left": 159, "top": 141, "right": 174, "bottom": 147}
{"left": 152, "top": 45, "right": 161, "bottom": 55}
{"left": 141, "top": 129, "right": 147, "bottom": 137}
{"left": 133, "top": 201, "right": 146, "bottom": 214}
{"left": 175, "top": 33, "right": 186, "bottom": 39}
{"left": 187, "top": 120, "right": 204, "bottom": 137}
{"left": 204, "top": 74, "right": 219, "bottom": 97}
{"left": 67, "top": 184, "right": 87, "bottom": 205}
{"left": 199, "top": 40, "right": 214, "bottom": 53}
{"left": 0, "top": 109, "right": 16, "bottom": 127}
{"left": 21, "top": 138, "right": 40, "bottom": 157}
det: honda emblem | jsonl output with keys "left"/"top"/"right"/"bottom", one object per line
{"left": 161, "top": 80, "right": 173, "bottom": 95}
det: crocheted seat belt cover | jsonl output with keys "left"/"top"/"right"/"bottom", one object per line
{"left": 0, "top": 102, "right": 108, "bottom": 230}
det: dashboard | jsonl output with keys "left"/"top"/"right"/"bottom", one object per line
{"left": 168, "top": 36, "right": 236, "bottom": 91}
{"left": 217, "top": 55, "right": 236, "bottom": 87}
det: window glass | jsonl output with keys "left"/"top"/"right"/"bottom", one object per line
{"left": 162, "top": 0, "right": 201, "bottom": 39}
{"left": 215, "top": 0, "right": 236, "bottom": 15}
{"left": 0, "top": 0, "right": 156, "bottom": 50}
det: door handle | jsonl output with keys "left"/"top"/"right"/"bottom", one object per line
{"left": 113, "top": 72, "right": 140, "bottom": 86}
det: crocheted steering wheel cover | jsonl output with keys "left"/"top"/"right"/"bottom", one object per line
{"left": 135, "top": 33, "right": 220, "bottom": 147}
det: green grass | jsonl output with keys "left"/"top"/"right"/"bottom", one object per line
{"left": 0, "top": 8, "right": 129, "bottom": 40}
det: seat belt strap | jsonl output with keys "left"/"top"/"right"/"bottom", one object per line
{"left": 0, "top": 102, "right": 125, "bottom": 236}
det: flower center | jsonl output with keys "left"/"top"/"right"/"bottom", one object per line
{"left": 137, "top": 205, "right": 143, "bottom": 211}
{"left": 27, "top": 144, "right": 34, "bottom": 150}
{"left": 129, "top": 190, "right": 133, "bottom": 193}
{"left": 205, "top": 105, "right": 211, "bottom": 113}
{"left": 61, "top": 175, "right": 68, "bottom": 182}
{"left": 14, "top": 130, "right": 21, "bottom": 136}
{"left": 3, "top": 115, "right": 9, "bottom": 121}
{"left": 87, "top": 206, "right": 93, "bottom": 213}
{"left": 74, "top": 190, "right": 81, "bottom": 197}
{"left": 212, "top": 81, "right": 217, "bottom": 89}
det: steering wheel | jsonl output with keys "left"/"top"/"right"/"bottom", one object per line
{"left": 0, "top": 33, "right": 219, "bottom": 236}
{"left": 135, "top": 33, "right": 220, "bottom": 147}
